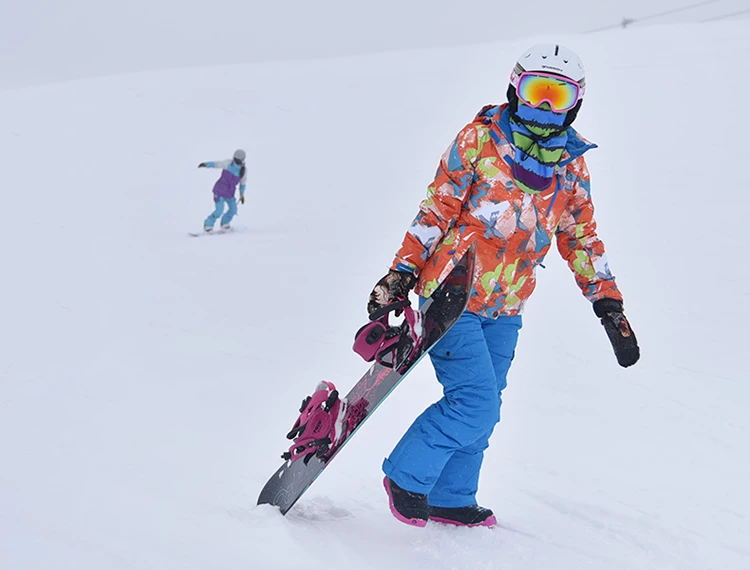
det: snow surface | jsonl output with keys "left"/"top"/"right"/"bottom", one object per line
{"left": 1, "top": 17, "right": 749, "bottom": 570}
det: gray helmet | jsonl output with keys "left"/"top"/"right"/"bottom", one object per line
{"left": 233, "top": 149, "right": 246, "bottom": 162}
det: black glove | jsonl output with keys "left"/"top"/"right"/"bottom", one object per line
{"left": 593, "top": 298, "right": 640, "bottom": 368}
{"left": 198, "top": 162, "right": 207, "bottom": 168}
{"left": 367, "top": 270, "right": 417, "bottom": 317}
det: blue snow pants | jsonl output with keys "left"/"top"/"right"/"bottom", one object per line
{"left": 204, "top": 196, "right": 237, "bottom": 228}
{"left": 382, "top": 310, "right": 522, "bottom": 508}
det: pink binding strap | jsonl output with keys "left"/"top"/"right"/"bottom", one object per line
{"left": 353, "top": 301, "right": 420, "bottom": 370}
{"left": 283, "top": 381, "right": 346, "bottom": 465}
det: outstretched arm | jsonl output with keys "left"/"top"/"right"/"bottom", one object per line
{"left": 198, "top": 159, "right": 231, "bottom": 169}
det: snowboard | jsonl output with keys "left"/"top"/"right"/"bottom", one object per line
{"left": 188, "top": 227, "right": 235, "bottom": 237}
{"left": 257, "top": 245, "right": 476, "bottom": 515}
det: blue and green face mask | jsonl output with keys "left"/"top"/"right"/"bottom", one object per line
{"left": 509, "top": 102, "right": 569, "bottom": 194}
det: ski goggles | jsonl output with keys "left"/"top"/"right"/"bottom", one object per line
{"left": 513, "top": 72, "right": 583, "bottom": 113}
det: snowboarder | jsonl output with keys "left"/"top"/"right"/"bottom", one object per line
{"left": 198, "top": 149, "right": 247, "bottom": 232}
{"left": 367, "top": 44, "right": 640, "bottom": 528}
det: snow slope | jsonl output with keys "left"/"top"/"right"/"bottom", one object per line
{"left": 1, "top": 19, "right": 749, "bottom": 570}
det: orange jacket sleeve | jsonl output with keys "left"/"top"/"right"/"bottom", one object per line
{"left": 391, "top": 125, "right": 482, "bottom": 274}
{"left": 555, "top": 158, "right": 623, "bottom": 303}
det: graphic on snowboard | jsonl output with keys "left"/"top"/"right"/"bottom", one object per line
{"left": 257, "top": 246, "right": 476, "bottom": 514}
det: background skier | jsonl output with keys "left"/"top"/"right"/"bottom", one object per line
{"left": 367, "top": 44, "right": 640, "bottom": 528}
{"left": 198, "top": 149, "right": 247, "bottom": 232}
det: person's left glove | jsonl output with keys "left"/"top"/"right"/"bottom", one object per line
{"left": 367, "top": 270, "right": 417, "bottom": 317}
{"left": 593, "top": 298, "right": 640, "bottom": 368}
{"left": 239, "top": 195, "right": 245, "bottom": 204}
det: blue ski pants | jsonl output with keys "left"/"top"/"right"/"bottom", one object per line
{"left": 204, "top": 196, "right": 237, "bottom": 228}
{"left": 382, "top": 310, "right": 522, "bottom": 508}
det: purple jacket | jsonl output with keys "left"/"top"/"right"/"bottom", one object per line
{"left": 203, "top": 159, "right": 247, "bottom": 199}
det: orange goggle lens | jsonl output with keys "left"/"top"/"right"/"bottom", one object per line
{"left": 517, "top": 73, "right": 581, "bottom": 113}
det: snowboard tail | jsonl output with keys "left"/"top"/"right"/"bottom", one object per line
{"left": 257, "top": 246, "right": 475, "bottom": 514}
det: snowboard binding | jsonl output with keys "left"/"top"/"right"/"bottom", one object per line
{"left": 353, "top": 300, "right": 421, "bottom": 372}
{"left": 282, "top": 381, "right": 347, "bottom": 465}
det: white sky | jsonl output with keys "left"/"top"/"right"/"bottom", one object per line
{"left": 2, "top": 0, "right": 748, "bottom": 87}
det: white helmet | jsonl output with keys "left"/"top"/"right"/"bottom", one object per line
{"left": 233, "top": 149, "right": 246, "bottom": 162}
{"left": 511, "top": 44, "right": 586, "bottom": 94}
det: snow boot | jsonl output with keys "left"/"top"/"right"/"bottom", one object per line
{"left": 383, "top": 476, "right": 428, "bottom": 527}
{"left": 428, "top": 505, "right": 497, "bottom": 527}
{"left": 203, "top": 226, "right": 213, "bottom": 233}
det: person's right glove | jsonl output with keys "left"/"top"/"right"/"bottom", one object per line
{"left": 593, "top": 298, "right": 640, "bottom": 368}
{"left": 367, "top": 270, "right": 417, "bottom": 317}
{"left": 198, "top": 162, "right": 207, "bottom": 168}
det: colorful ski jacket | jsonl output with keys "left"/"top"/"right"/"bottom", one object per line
{"left": 391, "top": 103, "right": 623, "bottom": 318}
{"left": 203, "top": 160, "right": 247, "bottom": 199}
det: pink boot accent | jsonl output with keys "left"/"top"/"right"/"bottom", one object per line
{"left": 383, "top": 477, "right": 427, "bottom": 528}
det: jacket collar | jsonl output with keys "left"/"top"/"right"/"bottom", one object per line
{"left": 476, "top": 103, "right": 598, "bottom": 167}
